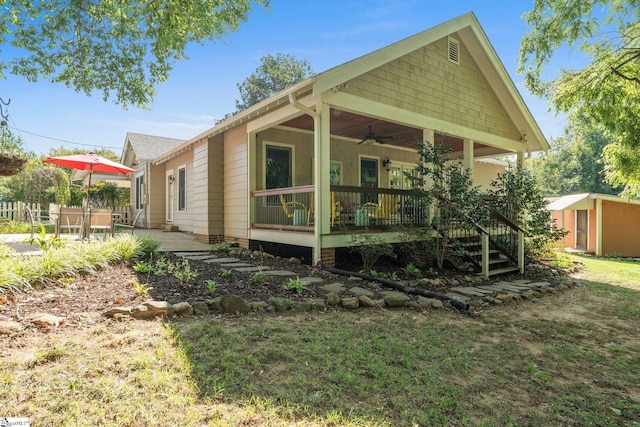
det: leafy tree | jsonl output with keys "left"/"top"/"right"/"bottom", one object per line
{"left": 411, "top": 141, "right": 483, "bottom": 269}
{"left": 486, "top": 168, "right": 568, "bottom": 259}
{"left": 518, "top": 0, "right": 640, "bottom": 197}
{"left": 526, "top": 118, "right": 622, "bottom": 196}
{"left": 235, "top": 53, "right": 313, "bottom": 111}
{"left": 1, "top": 0, "right": 270, "bottom": 108}
{"left": 2, "top": 157, "right": 70, "bottom": 206}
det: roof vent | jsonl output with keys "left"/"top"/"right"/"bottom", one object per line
{"left": 448, "top": 37, "right": 460, "bottom": 64}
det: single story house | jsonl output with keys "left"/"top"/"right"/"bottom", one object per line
{"left": 547, "top": 193, "right": 640, "bottom": 257}
{"left": 121, "top": 12, "right": 549, "bottom": 270}
{"left": 119, "top": 132, "right": 185, "bottom": 229}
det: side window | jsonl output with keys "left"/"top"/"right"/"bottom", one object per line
{"left": 265, "top": 145, "right": 292, "bottom": 189}
{"left": 360, "top": 157, "right": 378, "bottom": 204}
{"left": 135, "top": 175, "right": 144, "bottom": 210}
{"left": 178, "top": 166, "right": 186, "bottom": 211}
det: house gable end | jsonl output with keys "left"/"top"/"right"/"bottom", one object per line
{"left": 343, "top": 35, "right": 521, "bottom": 141}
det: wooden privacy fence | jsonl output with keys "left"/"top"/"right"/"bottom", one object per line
{"left": 0, "top": 201, "right": 43, "bottom": 222}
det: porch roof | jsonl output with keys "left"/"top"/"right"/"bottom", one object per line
{"left": 155, "top": 12, "right": 549, "bottom": 164}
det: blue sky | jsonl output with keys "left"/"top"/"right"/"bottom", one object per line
{"left": 0, "top": 0, "right": 570, "bottom": 156}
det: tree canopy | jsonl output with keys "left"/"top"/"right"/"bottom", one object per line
{"left": 518, "top": 0, "right": 640, "bottom": 197}
{"left": 526, "top": 118, "right": 622, "bottom": 197}
{"left": 235, "top": 53, "right": 313, "bottom": 111}
{"left": 216, "top": 53, "right": 313, "bottom": 124}
{"left": 1, "top": 0, "right": 270, "bottom": 108}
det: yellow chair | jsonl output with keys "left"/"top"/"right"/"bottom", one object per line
{"left": 330, "top": 192, "right": 341, "bottom": 226}
{"left": 279, "top": 194, "right": 308, "bottom": 225}
{"left": 376, "top": 194, "right": 399, "bottom": 222}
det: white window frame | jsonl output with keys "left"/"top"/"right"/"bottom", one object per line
{"left": 177, "top": 165, "right": 187, "bottom": 212}
{"left": 135, "top": 174, "right": 144, "bottom": 210}
{"left": 262, "top": 141, "right": 295, "bottom": 189}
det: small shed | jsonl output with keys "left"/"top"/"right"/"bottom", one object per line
{"left": 547, "top": 193, "right": 640, "bottom": 257}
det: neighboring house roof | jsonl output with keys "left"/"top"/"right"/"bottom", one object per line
{"left": 156, "top": 12, "right": 548, "bottom": 164}
{"left": 121, "top": 132, "right": 186, "bottom": 164}
{"left": 546, "top": 193, "right": 640, "bottom": 211}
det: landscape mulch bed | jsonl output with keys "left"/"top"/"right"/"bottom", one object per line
{"left": 0, "top": 249, "right": 566, "bottom": 335}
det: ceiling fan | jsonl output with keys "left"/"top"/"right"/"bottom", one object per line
{"left": 358, "top": 125, "right": 394, "bottom": 144}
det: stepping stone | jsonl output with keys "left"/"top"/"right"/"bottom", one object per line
{"left": 493, "top": 284, "right": 530, "bottom": 293}
{"left": 184, "top": 255, "right": 217, "bottom": 261}
{"left": 174, "top": 251, "right": 210, "bottom": 257}
{"left": 494, "top": 281, "right": 531, "bottom": 290}
{"left": 523, "top": 281, "right": 551, "bottom": 289}
{"left": 220, "top": 263, "right": 253, "bottom": 268}
{"left": 321, "top": 282, "right": 346, "bottom": 293}
{"left": 234, "top": 266, "right": 271, "bottom": 272}
{"left": 348, "top": 286, "right": 374, "bottom": 297}
{"left": 511, "top": 279, "right": 532, "bottom": 284}
{"left": 300, "top": 277, "right": 324, "bottom": 285}
{"left": 444, "top": 292, "right": 470, "bottom": 302}
{"left": 203, "top": 257, "right": 240, "bottom": 263}
{"left": 262, "top": 270, "right": 298, "bottom": 277}
{"left": 450, "top": 287, "right": 487, "bottom": 296}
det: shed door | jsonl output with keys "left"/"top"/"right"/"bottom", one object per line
{"left": 576, "top": 210, "right": 588, "bottom": 250}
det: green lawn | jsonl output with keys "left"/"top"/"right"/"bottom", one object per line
{"left": 2, "top": 256, "right": 639, "bottom": 426}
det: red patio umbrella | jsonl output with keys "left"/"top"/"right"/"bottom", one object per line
{"left": 43, "top": 152, "right": 135, "bottom": 236}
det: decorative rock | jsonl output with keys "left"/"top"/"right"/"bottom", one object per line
{"left": 0, "top": 320, "right": 24, "bottom": 334}
{"left": 173, "top": 301, "right": 194, "bottom": 315}
{"left": 104, "top": 306, "right": 132, "bottom": 317}
{"left": 289, "top": 257, "right": 302, "bottom": 265}
{"left": 267, "top": 297, "right": 294, "bottom": 312}
{"left": 349, "top": 286, "right": 375, "bottom": 297}
{"left": 383, "top": 292, "right": 410, "bottom": 308}
{"left": 341, "top": 297, "right": 360, "bottom": 309}
{"left": 251, "top": 301, "right": 270, "bottom": 311}
{"left": 326, "top": 292, "right": 341, "bottom": 306}
{"left": 321, "top": 282, "right": 346, "bottom": 293}
{"left": 131, "top": 304, "right": 157, "bottom": 319}
{"left": 358, "top": 295, "right": 376, "bottom": 307}
{"left": 206, "top": 297, "right": 222, "bottom": 311}
{"left": 347, "top": 276, "right": 363, "bottom": 282}
{"left": 144, "top": 300, "right": 175, "bottom": 316}
{"left": 308, "top": 299, "right": 326, "bottom": 311}
{"left": 25, "top": 313, "right": 64, "bottom": 327}
{"left": 300, "top": 277, "right": 324, "bottom": 285}
{"left": 293, "top": 301, "right": 311, "bottom": 312}
{"left": 220, "top": 295, "right": 251, "bottom": 314}
{"left": 418, "top": 297, "right": 444, "bottom": 309}
{"left": 192, "top": 301, "right": 209, "bottom": 315}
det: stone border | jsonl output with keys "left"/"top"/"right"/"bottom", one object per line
{"left": 103, "top": 275, "right": 581, "bottom": 320}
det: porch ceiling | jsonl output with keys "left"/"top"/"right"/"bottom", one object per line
{"left": 280, "top": 109, "right": 500, "bottom": 156}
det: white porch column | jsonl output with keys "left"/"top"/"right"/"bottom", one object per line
{"left": 423, "top": 129, "right": 434, "bottom": 224}
{"left": 312, "top": 102, "right": 330, "bottom": 266}
{"left": 463, "top": 138, "right": 474, "bottom": 174}
{"left": 516, "top": 151, "right": 524, "bottom": 172}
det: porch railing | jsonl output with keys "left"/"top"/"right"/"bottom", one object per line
{"left": 251, "top": 185, "right": 426, "bottom": 231}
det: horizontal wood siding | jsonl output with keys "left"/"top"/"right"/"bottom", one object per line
{"left": 165, "top": 150, "right": 196, "bottom": 232}
{"left": 601, "top": 200, "right": 640, "bottom": 256}
{"left": 345, "top": 36, "right": 521, "bottom": 142}
{"left": 208, "top": 134, "right": 224, "bottom": 237}
{"left": 148, "top": 164, "right": 166, "bottom": 228}
{"left": 224, "top": 125, "right": 249, "bottom": 240}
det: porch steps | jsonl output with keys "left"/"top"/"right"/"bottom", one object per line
{"left": 448, "top": 234, "right": 518, "bottom": 277}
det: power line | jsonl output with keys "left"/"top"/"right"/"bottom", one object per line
{"left": 5, "top": 125, "right": 122, "bottom": 150}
